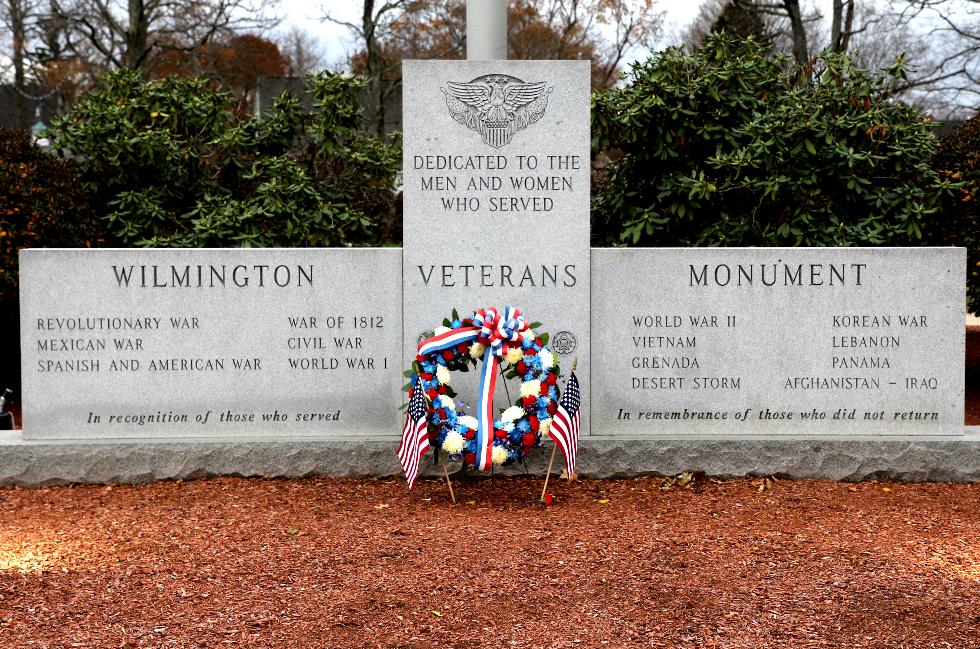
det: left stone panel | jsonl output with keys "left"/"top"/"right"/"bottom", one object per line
{"left": 20, "top": 249, "right": 403, "bottom": 439}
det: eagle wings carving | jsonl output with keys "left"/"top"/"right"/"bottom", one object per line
{"left": 441, "top": 74, "right": 554, "bottom": 148}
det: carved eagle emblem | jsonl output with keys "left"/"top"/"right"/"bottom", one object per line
{"left": 441, "top": 74, "right": 554, "bottom": 148}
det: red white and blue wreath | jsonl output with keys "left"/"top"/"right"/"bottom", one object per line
{"left": 403, "top": 306, "right": 561, "bottom": 472}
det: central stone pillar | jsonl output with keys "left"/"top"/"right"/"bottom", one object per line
{"left": 402, "top": 58, "right": 591, "bottom": 429}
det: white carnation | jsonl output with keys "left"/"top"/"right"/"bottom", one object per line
{"left": 539, "top": 418, "right": 552, "bottom": 435}
{"left": 442, "top": 431, "right": 465, "bottom": 454}
{"left": 491, "top": 445, "right": 509, "bottom": 465}
{"left": 501, "top": 406, "right": 525, "bottom": 422}
{"left": 438, "top": 395, "right": 455, "bottom": 411}
{"left": 539, "top": 349, "right": 555, "bottom": 369}
{"left": 469, "top": 342, "right": 486, "bottom": 359}
{"left": 520, "top": 380, "right": 541, "bottom": 398}
{"left": 433, "top": 326, "right": 451, "bottom": 335}
{"left": 459, "top": 416, "right": 479, "bottom": 430}
{"left": 505, "top": 347, "right": 524, "bottom": 364}
{"left": 435, "top": 365, "right": 451, "bottom": 384}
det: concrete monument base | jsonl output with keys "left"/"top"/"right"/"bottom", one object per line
{"left": 2, "top": 429, "right": 978, "bottom": 486}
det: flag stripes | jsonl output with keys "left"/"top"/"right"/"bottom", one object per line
{"left": 549, "top": 371, "right": 581, "bottom": 476}
{"left": 398, "top": 387, "right": 430, "bottom": 489}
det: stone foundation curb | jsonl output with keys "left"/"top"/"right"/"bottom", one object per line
{"left": 2, "top": 430, "right": 978, "bottom": 486}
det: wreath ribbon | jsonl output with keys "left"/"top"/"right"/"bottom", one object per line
{"left": 418, "top": 306, "right": 530, "bottom": 471}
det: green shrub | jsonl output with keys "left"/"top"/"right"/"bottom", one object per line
{"left": 0, "top": 126, "right": 104, "bottom": 302}
{"left": 51, "top": 70, "right": 400, "bottom": 248}
{"left": 591, "top": 34, "right": 959, "bottom": 249}
{"left": 0, "top": 126, "right": 105, "bottom": 395}
{"left": 930, "top": 115, "right": 980, "bottom": 313}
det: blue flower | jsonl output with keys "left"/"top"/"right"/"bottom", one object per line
{"left": 451, "top": 319, "right": 462, "bottom": 328}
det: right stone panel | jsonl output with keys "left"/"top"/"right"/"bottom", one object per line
{"left": 592, "top": 248, "right": 965, "bottom": 437}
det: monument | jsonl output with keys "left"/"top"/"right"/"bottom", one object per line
{"left": 19, "top": 248, "right": 403, "bottom": 439}
{"left": 2, "top": 0, "right": 977, "bottom": 485}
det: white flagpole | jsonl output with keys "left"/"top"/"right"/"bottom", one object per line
{"left": 466, "top": 0, "right": 507, "bottom": 60}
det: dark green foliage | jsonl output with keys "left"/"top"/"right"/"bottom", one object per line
{"left": 930, "top": 115, "right": 980, "bottom": 312}
{"left": 591, "top": 34, "right": 959, "bottom": 250}
{"left": 0, "top": 126, "right": 104, "bottom": 302}
{"left": 51, "top": 70, "right": 400, "bottom": 248}
{"left": 0, "top": 126, "right": 106, "bottom": 394}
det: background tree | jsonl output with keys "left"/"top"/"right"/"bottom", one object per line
{"left": 277, "top": 25, "right": 327, "bottom": 77}
{"left": 47, "top": 0, "right": 279, "bottom": 74}
{"left": 679, "top": 0, "right": 978, "bottom": 117}
{"left": 330, "top": 0, "right": 660, "bottom": 134}
{"left": 2, "top": 0, "right": 38, "bottom": 127}
{"left": 150, "top": 33, "right": 290, "bottom": 111}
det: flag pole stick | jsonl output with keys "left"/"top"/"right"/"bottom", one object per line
{"left": 443, "top": 460, "right": 457, "bottom": 504}
{"left": 540, "top": 445, "right": 557, "bottom": 502}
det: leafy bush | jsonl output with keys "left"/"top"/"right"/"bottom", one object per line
{"left": 591, "top": 34, "right": 959, "bottom": 249}
{"left": 930, "top": 115, "right": 980, "bottom": 313}
{"left": 0, "top": 126, "right": 104, "bottom": 303}
{"left": 51, "top": 70, "right": 400, "bottom": 248}
{"left": 0, "top": 126, "right": 105, "bottom": 394}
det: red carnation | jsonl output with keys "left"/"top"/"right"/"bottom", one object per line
{"left": 547, "top": 401, "right": 558, "bottom": 415}
{"left": 436, "top": 408, "right": 446, "bottom": 419}
{"left": 522, "top": 395, "right": 537, "bottom": 409}
{"left": 495, "top": 429, "right": 507, "bottom": 439}
{"left": 437, "top": 385, "right": 447, "bottom": 394}
{"left": 420, "top": 372, "right": 433, "bottom": 381}
{"left": 464, "top": 430, "right": 475, "bottom": 440}
{"left": 464, "top": 452, "right": 476, "bottom": 466}
{"left": 456, "top": 343, "right": 469, "bottom": 354}
{"left": 426, "top": 388, "right": 437, "bottom": 400}
{"left": 546, "top": 373, "right": 557, "bottom": 385}
{"left": 441, "top": 350, "right": 454, "bottom": 361}
{"left": 525, "top": 348, "right": 537, "bottom": 356}
{"left": 521, "top": 433, "right": 536, "bottom": 447}
{"left": 535, "top": 338, "right": 543, "bottom": 346}
{"left": 529, "top": 415, "right": 539, "bottom": 431}
{"left": 539, "top": 382, "right": 550, "bottom": 396}
{"left": 515, "top": 360, "right": 528, "bottom": 375}
{"left": 416, "top": 355, "right": 425, "bottom": 362}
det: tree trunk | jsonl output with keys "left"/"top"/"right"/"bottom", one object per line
{"left": 125, "top": 0, "right": 149, "bottom": 70}
{"left": 361, "top": 0, "right": 385, "bottom": 135}
{"left": 840, "top": 0, "right": 854, "bottom": 53}
{"left": 831, "top": 0, "right": 854, "bottom": 53}
{"left": 9, "top": 0, "right": 29, "bottom": 128}
{"left": 781, "top": 0, "right": 809, "bottom": 68}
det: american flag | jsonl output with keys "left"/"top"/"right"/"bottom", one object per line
{"left": 398, "top": 387, "right": 430, "bottom": 489}
{"left": 549, "top": 371, "right": 581, "bottom": 477}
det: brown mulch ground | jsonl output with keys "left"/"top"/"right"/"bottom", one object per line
{"left": 1, "top": 477, "right": 978, "bottom": 648}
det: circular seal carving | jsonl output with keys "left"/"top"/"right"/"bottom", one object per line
{"left": 552, "top": 330, "right": 577, "bottom": 355}
{"left": 417, "top": 330, "right": 435, "bottom": 346}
